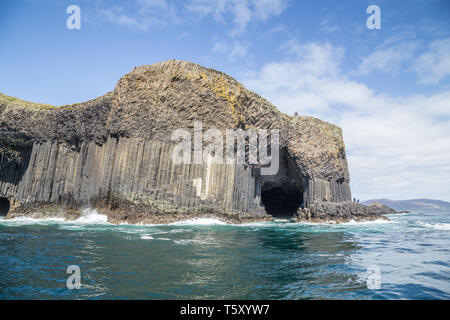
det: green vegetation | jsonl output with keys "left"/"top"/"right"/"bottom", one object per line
{"left": 0, "top": 93, "right": 55, "bottom": 110}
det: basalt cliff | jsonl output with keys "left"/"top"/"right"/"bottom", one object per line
{"left": 0, "top": 60, "right": 384, "bottom": 223}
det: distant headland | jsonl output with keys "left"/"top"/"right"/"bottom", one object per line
{"left": 363, "top": 199, "right": 450, "bottom": 212}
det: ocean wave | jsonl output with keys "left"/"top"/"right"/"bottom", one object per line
{"left": 138, "top": 234, "right": 206, "bottom": 245}
{"left": 239, "top": 218, "right": 392, "bottom": 228}
{"left": 336, "top": 218, "right": 393, "bottom": 226}
{"left": 168, "top": 218, "right": 226, "bottom": 226}
{"left": 418, "top": 222, "right": 450, "bottom": 231}
{"left": 72, "top": 208, "right": 109, "bottom": 224}
{"left": 0, "top": 208, "right": 109, "bottom": 227}
{"left": 237, "top": 221, "right": 295, "bottom": 227}
{"left": 0, "top": 216, "right": 66, "bottom": 226}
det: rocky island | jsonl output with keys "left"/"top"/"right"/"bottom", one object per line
{"left": 366, "top": 201, "right": 410, "bottom": 215}
{"left": 0, "top": 60, "right": 385, "bottom": 224}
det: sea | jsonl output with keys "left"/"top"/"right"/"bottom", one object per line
{"left": 0, "top": 207, "right": 449, "bottom": 299}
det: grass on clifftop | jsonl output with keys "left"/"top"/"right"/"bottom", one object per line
{"left": 0, "top": 93, "right": 56, "bottom": 110}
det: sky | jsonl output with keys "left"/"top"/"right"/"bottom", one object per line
{"left": 1, "top": 0, "right": 449, "bottom": 201}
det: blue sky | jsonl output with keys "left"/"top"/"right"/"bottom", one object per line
{"left": 1, "top": 0, "right": 450, "bottom": 201}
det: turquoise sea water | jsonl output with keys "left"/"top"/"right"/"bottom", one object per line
{"left": 0, "top": 209, "right": 449, "bottom": 299}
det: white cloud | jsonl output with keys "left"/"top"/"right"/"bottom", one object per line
{"left": 177, "top": 32, "right": 190, "bottom": 40}
{"left": 137, "top": 0, "right": 170, "bottom": 11}
{"left": 413, "top": 38, "right": 450, "bottom": 84}
{"left": 267, "top": 24, "right": 286, "bottom": 35}
{"left": 99, "top": 0, "right": 179, "bottom": 31}
{"left": 229, "top": 42, "right": 248, "bottom": 60}
{"left": 320, "top": 19, "right": 339, "bottom": 33}
{"left": 98, "top": 0, "right": 288, "bottom": 36}
{"left": 212, "top": 39, "right": 229, "bottom": 54}
{"left": 251, "top": 0, "right": 287, "bottom": 20}
{"left": 242, "top": 40, "right": 450, "bottom": 201}
{"left": 187, "top": 0, "right": 288, "bottom": 35}
{"left": 100, "top": 8, "right": 148, "bottom": 31}
{"left": 354, "top": 33, "right": 450, "bottom": 85}
{"left": 355, "top": 41, "right": 419, "bottom": 76}
{"left": 212, "top": 39, "right": 249, "bottom": 61}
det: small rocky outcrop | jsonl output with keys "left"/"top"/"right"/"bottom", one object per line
{"left": 0, "top": 60, "right": 384, "bottom": 224}
{"left": 295, "top": 202, "right": 388, "bottom": 223}
{"left": 367, "top": 202, "right": 409, "bottom": 215}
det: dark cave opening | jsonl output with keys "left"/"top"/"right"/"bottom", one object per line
{"left": 261, "top": 186, "right": 303, "bottom": 218}
{"left": 0, "top": 198, "right": 10, "bottom": 217}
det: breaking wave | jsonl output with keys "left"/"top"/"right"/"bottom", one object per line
{"left": 74, "top": 208, "right": 108, "bottom": 224}
{"left": 418, "top": 222, "right": 450, "bottom": 231}
{"left": 0, "top": 208, "right": 108, "bottom": 227}
{"left": 169, "top": 218, "right": 226, "bottom": 226}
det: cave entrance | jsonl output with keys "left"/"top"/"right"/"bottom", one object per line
{"left": 261, "top": 186, "right": 303, "bottom": 218}
{"left": 0, "top": 198, "right": 10, "bottom": 217}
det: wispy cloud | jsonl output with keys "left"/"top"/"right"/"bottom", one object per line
{"left": 266, "top": 24, "right": 286, "bottom": 35}
{"left": 354, "top": 31, "right": 450, "bottom": 85}
{"left": 212, "top": 38, "right": 249, "bottom": 61}
{"left": 99, "top": 0, "right": 179, "bottom": 31}
{"left": 186, "top": 0, "right": 288, "bottom": 36}
{"left": 353, "top": 30, "right": 421, "bottom": 77}
{"left": 354, "top": 41, "right": 420, "bottom": 76}
{"left": 320, "top": 19, "right": 339, "bottom": 33}
{"left": 99, "top": 0, "right": 289, "bottom": 35}
{"left": 413, "top": 37, "right": 450, "bottom": 84}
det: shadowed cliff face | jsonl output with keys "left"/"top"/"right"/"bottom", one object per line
{"left": 0, "top": 60, "right": 368, "bottom": 223}
{"left": 0, "top": 197, "right": 9, "bottom": 216}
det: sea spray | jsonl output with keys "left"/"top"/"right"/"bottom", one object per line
{"left": 74, "top": 208, "right": 108, "bottom": 224}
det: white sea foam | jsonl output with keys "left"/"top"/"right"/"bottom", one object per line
{"left": 169, "top": 218, "right": 226, "bottom": 226}
{"left": 239, "top": 218, "right": 393, "bottom": 228}
{"left": 241, "top": 222, "right": 303, "bottom": 228}
{"left": 173, "top": 239, "right": 207, "bottom": 245}
{"left": 337, "top": 218, "right": 393, "bottom": 226}
{"left": 418, "top": 222, "right": 450, "bottom": 231}
{"left": 0, "top": 216, "right": 66, "bottom": 226}
{"left": 118, "top": 221, "right": 158, "bottom": 226}
{"left": 0, "top": 210, "right": 399, "bottom": 230}
{"left": 138, "top": 235, "right": 206, "bottom": 245}
{"left": 238, "top": 221, "right": 278, "bottom": 227}
{"left": 0, "top": 208, "right": 108, "bottom": 227}
{"left": 73, "top": 208, "right": 109, "bottom": 224}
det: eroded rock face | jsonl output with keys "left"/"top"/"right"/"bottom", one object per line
{"left": 0, "top": 60, "right": 382, "bottom": 223}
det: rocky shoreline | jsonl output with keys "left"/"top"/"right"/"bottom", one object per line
{"left": 5, "top": 200, "right": 387, "bottom": 225}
